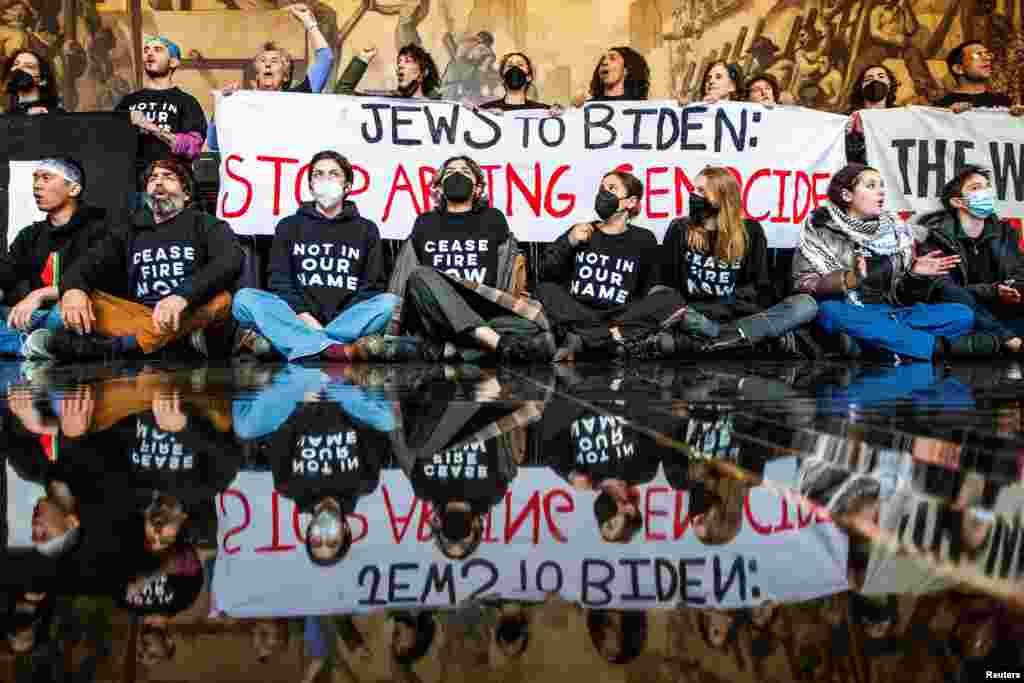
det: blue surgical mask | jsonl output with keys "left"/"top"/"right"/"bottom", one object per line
{"left": 963, "top": 188, "right": 995, "bottom": 219}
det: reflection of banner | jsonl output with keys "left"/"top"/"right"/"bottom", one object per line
{"left": 4, "top": 462, "right": 45, "bottom": 549}
{"left": 861, "top": 107, "right": 1024, "bottom": 220}
{"left": 216, "top": 94, "right": 848, "bottom": 248}
{"left": 1, "top": 113, "right": 136, "bottom": 251}
{"left": 212, "top": 459, "right": 849, "bottom": 616}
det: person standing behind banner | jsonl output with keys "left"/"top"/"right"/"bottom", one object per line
{"left": 640, "top": 167, "right": 818, "bottom": 358}
{"left": 933, "top": 41, "right": 1024, "bottom": 116}
{"left": 115, "top": 36, "right": 207, "bottom": 186}
{"left": 692, "top": 60, "right": 743, "bottom": 105}
{"left": 205, "top": 5, "right": 333, "bottom": 152}
{"left": 479, "top": 52, "right": 549, "bottom": 112}
{"left": 2, "top": 49, "right": 62, "bottom": 115}
{"left": 232, "top": 151, "right": 398, "bottom": 361}
{"left": 24, "top": 159, "right": 242, "bottom": 362}
{"left": 571, "top": 47, "right": 650, "bottom": 107}
{"left": 792, "top": 163, "right": 984, "bottom": 362}
{"left": 362, "top": 155, "right": 553, "bottom": 363}
{"left": 0, "top": 158, "right": 109, "bottom": 357}
{"left": 911, "top": 165, "right": 1024, "bottom": 355}
{"left": 334, "top": 43, "right": 441, "bottom": 98}
{"left": 845, "top": 64, "right": 900, "bottom": 165}
{"left": 536, "top": 170, "right": 685, "bottom": 362}
{"left": 745, "top": 73, "right": 780, "bottom": 106}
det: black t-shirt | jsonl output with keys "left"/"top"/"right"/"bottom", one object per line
{"left": 683, "top": 249, "right": 744, "bottom": 300}
{"left": 270, "top": 403, "right": 384, "bottom": 513}
{"left": 115, "top": 87, "right": 208, "bottom": 174}
{"left": 480, "top": 98, "right": 550, "bottom": 111}
{"left": 932, "top": 91, "right": 1013, "bottom": 109}
{"left": 410, "top": 439, "right": 509, "bottom": 512}
{"left": 567, "top": 224, "right": 660, "bottom": 309}
{"left": 120, "top": 570, "right": 204, "bottom": 616}
{"left": 127, "top": 219, "right": 200, "bottom": 307}
{"left": 411, "top": 208, "right": 510, "bottom": 287}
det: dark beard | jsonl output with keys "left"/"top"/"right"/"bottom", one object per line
{"left": 144, "top": 64, "right": 172, "bottom": 79}
{"left": 144, "top": 194, "right": 186, "bottom": 219}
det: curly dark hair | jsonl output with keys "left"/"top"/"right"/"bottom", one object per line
{"left": 745, "top": 73, "right": 780, "bottom": 102}
{"left": 397, "top": 43, "right": 441, "bottom": 97}
{"left": 848, "top": 63, "right": 900, "bottom": 111}
{"left": 589, "top": 47, "right": 650, "bottom": 100}
{"left": 2, "top": 49, "right": 58, "bottom": 111}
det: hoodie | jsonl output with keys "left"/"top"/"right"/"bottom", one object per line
{"left": 0, "top": 205, "right": 110, "bottom": 300}
{"left": 268, "top": 201, "right": 387, "bottom": 322}
{"left": 60, "top": 207, "right": 242, "bottom": 310}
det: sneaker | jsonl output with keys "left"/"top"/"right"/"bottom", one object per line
{"left": 620, "top": 332, "right": 672, "bottom": 360}
{"left": 47, "top": 330, "right": 121, "bottom": 362}
{"left": 946, "top": 333, "right": 1001, "bottom": 358}
{"left": 496, "top": 333, "right": 556, "bottom": 363}
{"left": 233, "top": 328, "right": 273, "bottom": 357}
{"left": 356, "top": 335, "right": 448, "bottom": 362}
{"left": 22, "top": 329, "right": 57, "bottom": 361}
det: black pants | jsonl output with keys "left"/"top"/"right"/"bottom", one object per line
{"left": 536, "top": 283, "right": 685, "bottom": 350}
{"left": 405, "top": 267, "right": 542, "bottom": 342}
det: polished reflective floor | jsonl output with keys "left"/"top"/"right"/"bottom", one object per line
{"left": 2, "top": 359, "right": 1023, "bottom": 682}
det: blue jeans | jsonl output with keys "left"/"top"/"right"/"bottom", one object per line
{"left": 0, "top": 306, "right": 64, "bottom": 356}
{"left": 931, "top": 280, "right": 1024, "bottom": 341}
{"left": 232, "top": 289, "right": 399, "bottom": 361}
{"left": 816, "top": 301, "right": 973, "bottom": 360}
{"left": 233, "top": 364, "right": 396, "bottom": 440}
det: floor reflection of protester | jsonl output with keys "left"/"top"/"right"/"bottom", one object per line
{"left": 586, "top": 610, "right": 647, "bottom": 664}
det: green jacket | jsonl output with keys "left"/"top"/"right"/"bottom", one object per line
{"left": 911, "top": 209, "right": 1024, "bottom": 304}
{"left": 333, "top": 56, "right": 442, "bottom": 99}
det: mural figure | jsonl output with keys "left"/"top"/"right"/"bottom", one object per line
{"left": 0, "top": 0, "right": 32, "bottom": 62}
{"left": 369, "top": 0, "right": 429, "bottom": 50}
{"left": 664, "top": 0, "right": 708, "bottom": 98}
{"left": 436, "top": 0, "right": 498, "bottom": 102}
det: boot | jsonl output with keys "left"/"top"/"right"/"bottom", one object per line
{"left": 699, "top": 325, "right": 753, "bottom": 354}
{"left": 661, "top": 305, "right": 720, "bottom": 338}
{"left": 943, "top": 333, "right": 1001, "bottom": 358}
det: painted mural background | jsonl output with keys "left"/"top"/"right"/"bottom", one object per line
{"left": 2, "top": 0, "right": 1022, "bottom": 118}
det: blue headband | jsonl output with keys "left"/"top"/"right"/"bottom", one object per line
{"left": 145, "top": 36, "right": 182, "bottom": 61}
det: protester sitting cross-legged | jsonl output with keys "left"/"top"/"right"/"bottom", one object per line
{"left": 634, "top": 166, "right": 818, "bottom": 358}
{"left": 24, "top": 159, "right": 242, "bottom": 362}
{"left": 535, "top": 170, "right": 685, "bottom": 362}
{"left": 206, "top": 4, "right": 334, "bottom": 152}
{"left": 0, "top": 158, "right": 109, "bottom": 357}
{"left": 232, "top": 151, "right": 398, "bottom": 361}
{"left": 793, "top": 163, "right": 981, "bottom": 362}
{"left": 335, "top": 43, "right": 440, "bottom": 98}
{"left": 910, "top": 165, "right": 1024, "bottom": 354}
{"left": 363, "top": 155, "right": 554, "bottom": 364}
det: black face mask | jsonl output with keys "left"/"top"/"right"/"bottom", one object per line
{"left": 594, "top": 189, "right": 622, "bottom": 220}
{"left": 503, "top": 66, "right": 528, "bottom": 91}
{"left": 861, "top": 80, "right": 889, "bottom": 104}
{"left": 689, "top": 193, "right": 720, "bottom": 224}
{"left": 442, "top": 172, "right": 474, "bottom": 203}
{"left": 6, "top": 69, "right": 35, "bottom": 94}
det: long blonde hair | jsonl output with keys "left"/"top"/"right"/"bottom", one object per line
{"left": 700, "top": 167, "right": 747, "bottom": 264}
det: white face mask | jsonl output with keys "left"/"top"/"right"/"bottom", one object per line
{"left": 311, "top": 180, "right": 346, "bottom": 209}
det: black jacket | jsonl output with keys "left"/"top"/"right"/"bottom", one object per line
{"left": 0, "top": 205, "right": 110, "bottom": 302}
{"left": 60, "top": 207, "right": 242, "bottom": 309}
{"left": 660, "top": 217, "right": 775, "bottom": 312}
{"left": 911, "top": 209, "right": 1024, "bottom": 304}
{"left": 4, "top": 94, "right": 64, "bottom": 116}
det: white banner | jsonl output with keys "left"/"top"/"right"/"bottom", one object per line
{"left": 212, "top": 459, "right": 849, "bottom": 616}
{"left": 5, "top": 461, "right": 45, "bottom": 549}
{"left": 8, "top": 161, "right": 45, "bottom": 247}
{"left": 215, "top": 93, "right": 848, "bottom": 248}
{"left": 861, "top": 107, "right": 1024, "bottom": 221}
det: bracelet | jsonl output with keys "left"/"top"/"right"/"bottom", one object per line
{"left": 302, "top": 17, "right": 317, "bottom": 30}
